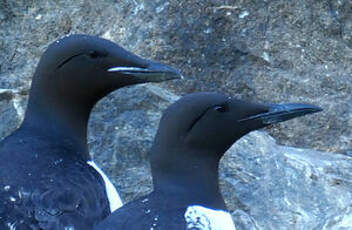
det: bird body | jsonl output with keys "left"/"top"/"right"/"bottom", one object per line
{"left": 0, "top": 129, "right": 110, "bottom": 229}
{"left": 184, "top": 205, "right": 236, "bottom": 230}
{"left": 96, "top": 192, "right": 236, "bottom": 230}
{"left": 87, "top": 161, "right": 121, "bottom": 213}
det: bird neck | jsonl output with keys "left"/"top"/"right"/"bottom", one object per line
{"left": 21, "top": 83, "right": 95, "bottom": 160}
{"left": 151, "top": 150, "right": 226, "bottom": 210}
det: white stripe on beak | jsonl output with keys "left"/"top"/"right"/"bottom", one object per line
{"left": 107, "top": 67, "right": 147, "bottom": 72}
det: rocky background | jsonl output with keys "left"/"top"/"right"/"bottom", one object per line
{"left": 1, "top": 0, "right": 352, "bottom": 229}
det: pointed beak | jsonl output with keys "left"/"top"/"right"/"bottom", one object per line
{"left": 238, "top": 103, "right": 323, "bottom": 125}
{"left": 107, "top": 61, "right": 183, "bottom": 82}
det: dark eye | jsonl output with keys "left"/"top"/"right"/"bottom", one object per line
{"left": 89, "top": 51, "right": 106, "bottom": 59}
{"left": 214, "top": 105, "right": 228, "bottom": 112}
{"left": 89, "top": 51, "right": 100, "bottom": 58}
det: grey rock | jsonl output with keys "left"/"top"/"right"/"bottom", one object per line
{"left": 222, "top": 131, "right": 352, "bottom": 229}
{"left": 1, "top": 0, "right": 352, "bottom": 153}
{"left": 1, "top": 0, "right": 352, "bottom": 229}
{"left": 232, "top": 209, "right": 260, "bottom": 230}
{"left": 88, "top": 85, "right": 178, "bottom": 201}
{"left": 0, "top": 88, "right": 27, "bottom": 140}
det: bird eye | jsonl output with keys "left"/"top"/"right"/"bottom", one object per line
{"left": 214, "top": 105, "right": 228, "bottom": 112}
{"left": 89, "top": 51, "right": 100, "bottom": 58}
{"left": 89, "top": 51, "right": 107, "bottom": 59}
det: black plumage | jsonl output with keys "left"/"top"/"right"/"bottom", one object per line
{"left": 95, "top": 92, "right": 322, "bottom": 230}
{"left": 0, "top": 34, "right": 181, "bottom": 230}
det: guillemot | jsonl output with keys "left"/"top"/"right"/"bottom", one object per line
{"left": 94, "top": 92, "right": 322, "bottom": 230}
{"left": 0, "top": 34, "right": 181, "bottom": 230}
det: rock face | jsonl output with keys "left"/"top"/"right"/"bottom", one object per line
{"left": 1, "top": 0, "right": 352, "bottom": 229}
{"left": 224, "top": 132, "right": 352, "bottom": 229}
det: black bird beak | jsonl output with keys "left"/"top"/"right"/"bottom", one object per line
{"left": 238, "top": 103, "right": 323, "bottom": 125}
{"left": 107, "top": 61, "right": 183, "bottom": 82}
